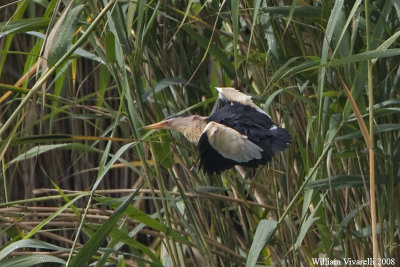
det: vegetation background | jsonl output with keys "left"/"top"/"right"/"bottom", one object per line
{"left": 0, "top": 0, "right": 399, "bottom": 266}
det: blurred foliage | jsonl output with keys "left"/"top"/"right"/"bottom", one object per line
{"left": 0, "top": 0, "right": 399, "bottom": 266}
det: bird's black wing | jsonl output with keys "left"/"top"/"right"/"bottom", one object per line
{"left": 210, "top": 87, "right": 270, "bottom": 118}
{"left": 210, "top": 91, "right": 230, "bottom": 115}
{"left": 209, "top": 103, "right": 274, "bottom": 138}
{"left": 203, "top": 103, "right": 290, "bottom": 171}
{"left": 198, "top": 131, "right": 238, "bottom": 174}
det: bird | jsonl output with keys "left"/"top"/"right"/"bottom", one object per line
{"left": 143, "top": 87, "right": 290, "bottom": 174}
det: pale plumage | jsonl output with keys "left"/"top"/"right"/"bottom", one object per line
{"left": 212, "top": 87, "right": 269, "bottom": 117}
{"left": 143, "top": 115, "right": 208, "bottom": 144}
{"left": 202, "top": 121, "right": 263, "bottom": 163}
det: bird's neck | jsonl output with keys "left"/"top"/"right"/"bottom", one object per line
{"left": 180, "top": 118, "right": 208, "bottom": 145}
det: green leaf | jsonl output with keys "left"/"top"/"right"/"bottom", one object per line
{"left": 26, "top": 31, "right": 106, "bottom": 64}
{"left": 92, "top": 142, "right": 136, "bottom": 192}
{"left": 231, "top": 0, "right": 239, "bottom": 69}
{"left": 6, "top": 143, "right": 99, "bottom": 168}
{"left": 0, "top": 255, "right": 66, "bottom": 267}
{"left": 0, "top": 18, "right": 50, "bottom": 37}
{"left": 109, "top": 228, "right": 162, "bottom": 265}
{"left": 246, "top": 219, "right": 277, "bottom": 267}
{"left": 331, "top": 0, "right": 361, "bottom": 59}
{"left": 144, "top": 77, "right": 187, "bottom": 101}
{"left": 97, "top": 196, "right": 192, "bottom": 246}
{"left": 317, "top": 0, "right": 344, "bottom": 128}
{"left": 183, "top": 26, "right": 235, "bottom": 78}
{"left": 260, "top": 6, "right": 324, "bottom": 18}
{"left": 105, "top": 31, "right": 116, "bottom": 64}
{"left": 294, "top": 195, "right": 325, "bottom": 251}
{"left": 301, "top": 169, "right": 318, "bottom": 220}
{"left": 340, "top": 203, "right": 368, "bottom": 229}
{"left": 69, "top": 191, "right": 139, "bottom": 266}
{"left": 47, "top": 4, "right": 84, "bottom": 67}
{"left": 0, "top": 0, "right": 30, "bottom": 75}
{"left": 0, "top": 239, "right": 67, "bottom": 262}
{"left": 109, "top": 2, "right": 132, "bottom": 54}
{"left": 336, "top": 123, "right": 400, "bottom": 141}
{"left": 260, "top": 1, "right": 280, "bottom": 65}
{"left": 306, "top": 174, "right": 398, "bottom": 191}
{"left": 151, "top": 138, "right": 175, "bottom": 169}
{"left": 74, "top": 47, "right": 106, "bottom": 64}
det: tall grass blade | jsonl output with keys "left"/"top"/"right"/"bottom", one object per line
{"left": 0, "top": 255, "right": 66, "bottom": 267}
{"left": 68, "top": 190, "right": 139, "bottom": 266}
{"left": 23, "top": 194, "right": 89, "bottom": 239}
{"left": 246, "top": 219, "right": 277, "bottom": 267}
{"left": 0, "top": 239, "right": 67, "bottom": 262}
{"left": 295, "top": 195, "right": 325, "bottom": 250}
{"left": 46, "top": 4, "right": 84, "bottom": 67}
{"left": 231, "top": 0, "right": 239, "bottom": 70}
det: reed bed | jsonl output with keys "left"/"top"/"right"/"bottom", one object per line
{"left": 0, "top": 1, "right": 399, "bottom": 266}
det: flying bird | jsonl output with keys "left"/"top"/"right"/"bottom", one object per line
{"left": 143, "top": 87, "right": 290, "bottom": 174}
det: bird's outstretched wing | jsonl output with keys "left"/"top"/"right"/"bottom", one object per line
{"left": 211, "top": 87, "right": 253, "bottom": 114}
{"left": 211, "top": 87, "right": 269, "bottom": 118}
{"left": 202, "top": 103, "right": 290, "bottom": 174}
{"left": 201, "top": 121, "right": 263, "bottom": 163}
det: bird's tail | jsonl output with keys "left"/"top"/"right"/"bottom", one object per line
{"left": 269, "top": 127, "right": 291, "bottom": 152}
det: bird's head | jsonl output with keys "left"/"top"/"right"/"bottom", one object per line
{"left": 142, "top": 115, "right": 191, "bottom": 131}
{"left": 142, "top": 115, "right": 208, "bottom": 144}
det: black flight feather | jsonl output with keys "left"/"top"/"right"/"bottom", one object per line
{"left": 198, "top": 103, "right": 290, "bottom": 174}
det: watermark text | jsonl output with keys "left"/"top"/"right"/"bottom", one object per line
{"left": 311, "top": 257, "right": 395, "bottom": 266}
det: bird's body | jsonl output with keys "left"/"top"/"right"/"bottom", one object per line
{"left": 143, "top": 88, "right": 290, "bottom": 174}
{"left": 199, "top": 103, "right": 289, "bottom": 173}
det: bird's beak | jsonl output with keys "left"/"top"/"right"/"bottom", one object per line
{"left": 141, "top": 121, "right": 169, "bottom": 130}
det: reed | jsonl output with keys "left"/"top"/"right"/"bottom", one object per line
{"left": 0, "top": 1, "right": 399, "bottom": 266}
